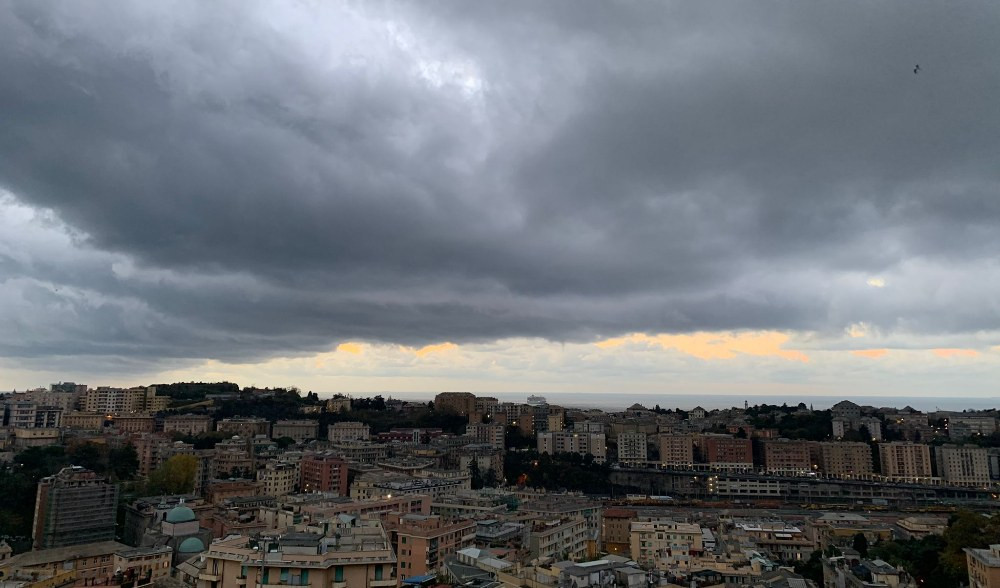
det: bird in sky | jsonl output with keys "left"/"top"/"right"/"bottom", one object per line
{"left": 914, "top": 64, "right": 921, "bottom": 74}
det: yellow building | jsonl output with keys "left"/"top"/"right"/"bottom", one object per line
{"left": 967, "top": 545, "right": 1000, "bottom": 588}
{"left": 185, "top": 522, "right": 396, "bottom": 588}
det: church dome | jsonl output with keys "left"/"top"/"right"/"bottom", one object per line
{"left": 178, "top": 537, "right": 205, "bottom": 553}
{"left": 165, "top": 505, "right": 196, "bottom": 524}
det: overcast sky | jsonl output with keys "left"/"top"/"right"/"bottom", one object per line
{"left": 1, "top": 1, "right": 999, "bottom": 399}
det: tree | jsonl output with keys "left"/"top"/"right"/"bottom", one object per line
{"left": 147, "top": 455, "right": 198, "bottom": 495}
{"left": 68, "top": 442, "right": 105, "bottom": 473}
{"left": 109, "top": 444, "right": 140, "bottom": 480}
{"left": 274, "top": 436, "right": 297, "bottom": 449}
{"left": 469, "top": 460, "right": 484, "bottom": 490}
{"left": 852, "top": 532, "right": 869, "bottom": 558}
{"left": 793, "top": 550, "right": 823, "bottom": 585}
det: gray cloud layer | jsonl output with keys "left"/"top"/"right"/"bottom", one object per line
{"left": 1, "top": 1, "right": 999, "bottom": 368}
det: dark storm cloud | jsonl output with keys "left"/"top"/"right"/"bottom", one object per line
{"left": 0, "top": 0, "right": 999, "bottom": 365}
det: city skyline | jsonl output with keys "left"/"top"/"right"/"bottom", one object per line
{"left": 2, "top": 2, "right": 999, "bottom": 396}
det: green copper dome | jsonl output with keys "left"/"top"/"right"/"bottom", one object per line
{"left": 165, "top": 505, "right": 196, "bottom": 524}
{"left": 178, "top": 537, "right": 205, "bottom": 553}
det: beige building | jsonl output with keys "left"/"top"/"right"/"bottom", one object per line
{"left": 328, "top": 421, "right": 371, "bottom": 443}
{"left": 385, "top": 512, "right": 475, "bottom": 579}
{"left": 273, "top": 419, "right": 320, "bottom": 442}
{"left": 83, "top": 386, "right": 167, "bottom": 415}
{"left": 879, "top": 442, "right": 933, "bottom": 480}
{"left": 258, "top": 461, "right": 300, "bottom": 497}
{"left": 326, "top": 396, "right": 352, "bottom": 413}
{"left": 761, "top": 439, "right": 811, "bottom": 475}
{"left": 434, "top": 392, "right": 477, "bottom": 416}
{"left": 187, "top": 523, "right": 397, "bottom": 588}
{"left": 617, "top": 431, "right": 647, "bottom": 465}
{"left": 112, "top": 414, "right": 156, "bottom": 434}
{"left": 163, "top": 414, "right": 213, "bottom": 436}
{"left": 61, "top": 411, "right": 105, "bottom": 431}
{"left": 602, "top": 508, "right": 637, "bottom": 556}
{"left": 466, "top": 423, "right": 505, "bottom": 449}
{"left": 630, "top": 519, "right": 704, "bottom": 572}
{"left": 527, "top": 517, "right": 590, "bottom": 561}
{"left": 329, "top": 441, "right": 388, "bottom": 464}
{"left": 216, "top": 417, "right": 270, "bottom": 438}
{"left": 0, "top": 542, "right": 170, "bottom": 587}
{"left": 659, "top": 434, "right": 695, "bottom": 468}
{"left": 537, "top": 431, "right": 607, "bottom": 463}
{"left": 935, "top": 444, "right": 990, "bottom": 487}
{"left": 812, "top": 442, "right": 873, "bottom": 478}
{"left": 966, "top": 544, "right": 1000, "bottom": 588}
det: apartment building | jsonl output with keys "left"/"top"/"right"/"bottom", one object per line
{"left": 658, "top": 434, "right": 694, "bottom": 468}
{"left": 812, "top": 442, "right": 873, "bottom": 478}
{"left": 966, "top": 544, "right": 1000, "bottom": 588}
{"left": 0, "top": 542, "right": 169, "bottom": 587}
{"left": 258, "top": 461, "right": 301, "bottom": 497}
{"left": 212, "top": 436, "right": 255, "bottom": 478}
{"left": 618, "top": 432, "right": 648, "bottom": 465}
{"left": 326, "top": 396, "right": 352, "bottom": 413}
{"left": 879, "top": 442, "right": 933, "bottom": 481}
{"left": 328, "top": 441, "right": 389, "bottom": 464}
{"left": 163, "top": 414, "right": 213, "bottom": 436}
{"left": 384, "top": 513, "right": 475, "bottom": 579}
{"left": 112, "top": 414, "right": 156, "bottom": 434}
{"left": 3, "top": 402, "right": 63, "bottom": 429}
{"left": 434, "top": 392, "right": 477, "bottom": 416}
{"left": 59, "top": 413, "right": 103, "bottom": 433}
{"left": 328, "top": 421, "right": 371, "bottom": 443}
{"left": 602, "top": 508, "right": 637, "bottom": 556}
{"left": 273, "top": 419, "right": 319, "bottom": 442}
{"left": 729, "top": 521, "right": 814, "bottom": 563}
{"left": 700, "top": 435, "right": 754, "bottom": 470}
{"left": 761, "top": 440, "right": 811, "bottom": 475}
{"left": 216, "top": 417, "right": 270, "bottom": 438}
{"left": 186, "top": 523, "right": 397, "bottom": 588}
{"left": 528, "top": 517, "right": 590, "bottom": 561}
{"left": 83, "top": 386, "right": 167, "bottom": 415}
{"left": 947, "top": 415, "right": 997, "bottom": 440}
{"left": 629, "top": 519, "right": 703, "bottom": 573}
{"left": 300, "top": 453, "right": 349, "bottom": 495}
{"left": 465, "top": 423, "right": 505, "bottom": 449}
{"left": 537, "top": 431, "right": 607, "bottom": 463}
{"left": 32, "top": 466, "right": 119, "bottom": 550}
{"left": 935, "top": 444, "right": 990, "bottom": 487}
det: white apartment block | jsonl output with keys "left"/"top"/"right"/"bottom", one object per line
{"left": 466, "top": 423, "right": 505, "bottom": 449}
{"left": 537, "top": 431, "right": 607, "bottom": 463}
{"left": 328, "top": 421, "right": 371, "bottom": 443}
{"left": 617, "top": 432, "right": 648, "bottom": 465}
{"left": 630, "top": 519, "right": 704, "bottom": 573}
{"left": 527, "top": 517, "right": 589, "bottom": 561}
{"left": 935, "top": 444, "right": 991, "bottom": 488}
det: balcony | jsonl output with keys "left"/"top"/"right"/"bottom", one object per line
{"left": 370, "top": 579, "right": 396, "bottom": 588}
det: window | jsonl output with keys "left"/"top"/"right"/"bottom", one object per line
{"left": 375, "top": 566, "right": 383, "bottom": 580}
{"left": 334, "top": 566, "right": 344, "bottom": 582}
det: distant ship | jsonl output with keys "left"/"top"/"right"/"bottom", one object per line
{"left": 526, "top": 395, "right": 548, "bottom": 406}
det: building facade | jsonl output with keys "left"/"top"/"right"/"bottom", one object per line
{"left": 32, "top": 466, "right": 119, "bottom": 550}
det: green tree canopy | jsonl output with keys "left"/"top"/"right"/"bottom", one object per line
{"left": 147, "top": 454, "right": 198, "bottom": 495}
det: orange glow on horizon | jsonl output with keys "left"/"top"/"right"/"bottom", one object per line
{"left": 932, "top": 348, "right": 978, "bottom": 359}
{"left": 595, "top": 331, "right": 808, "bottom": 362}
